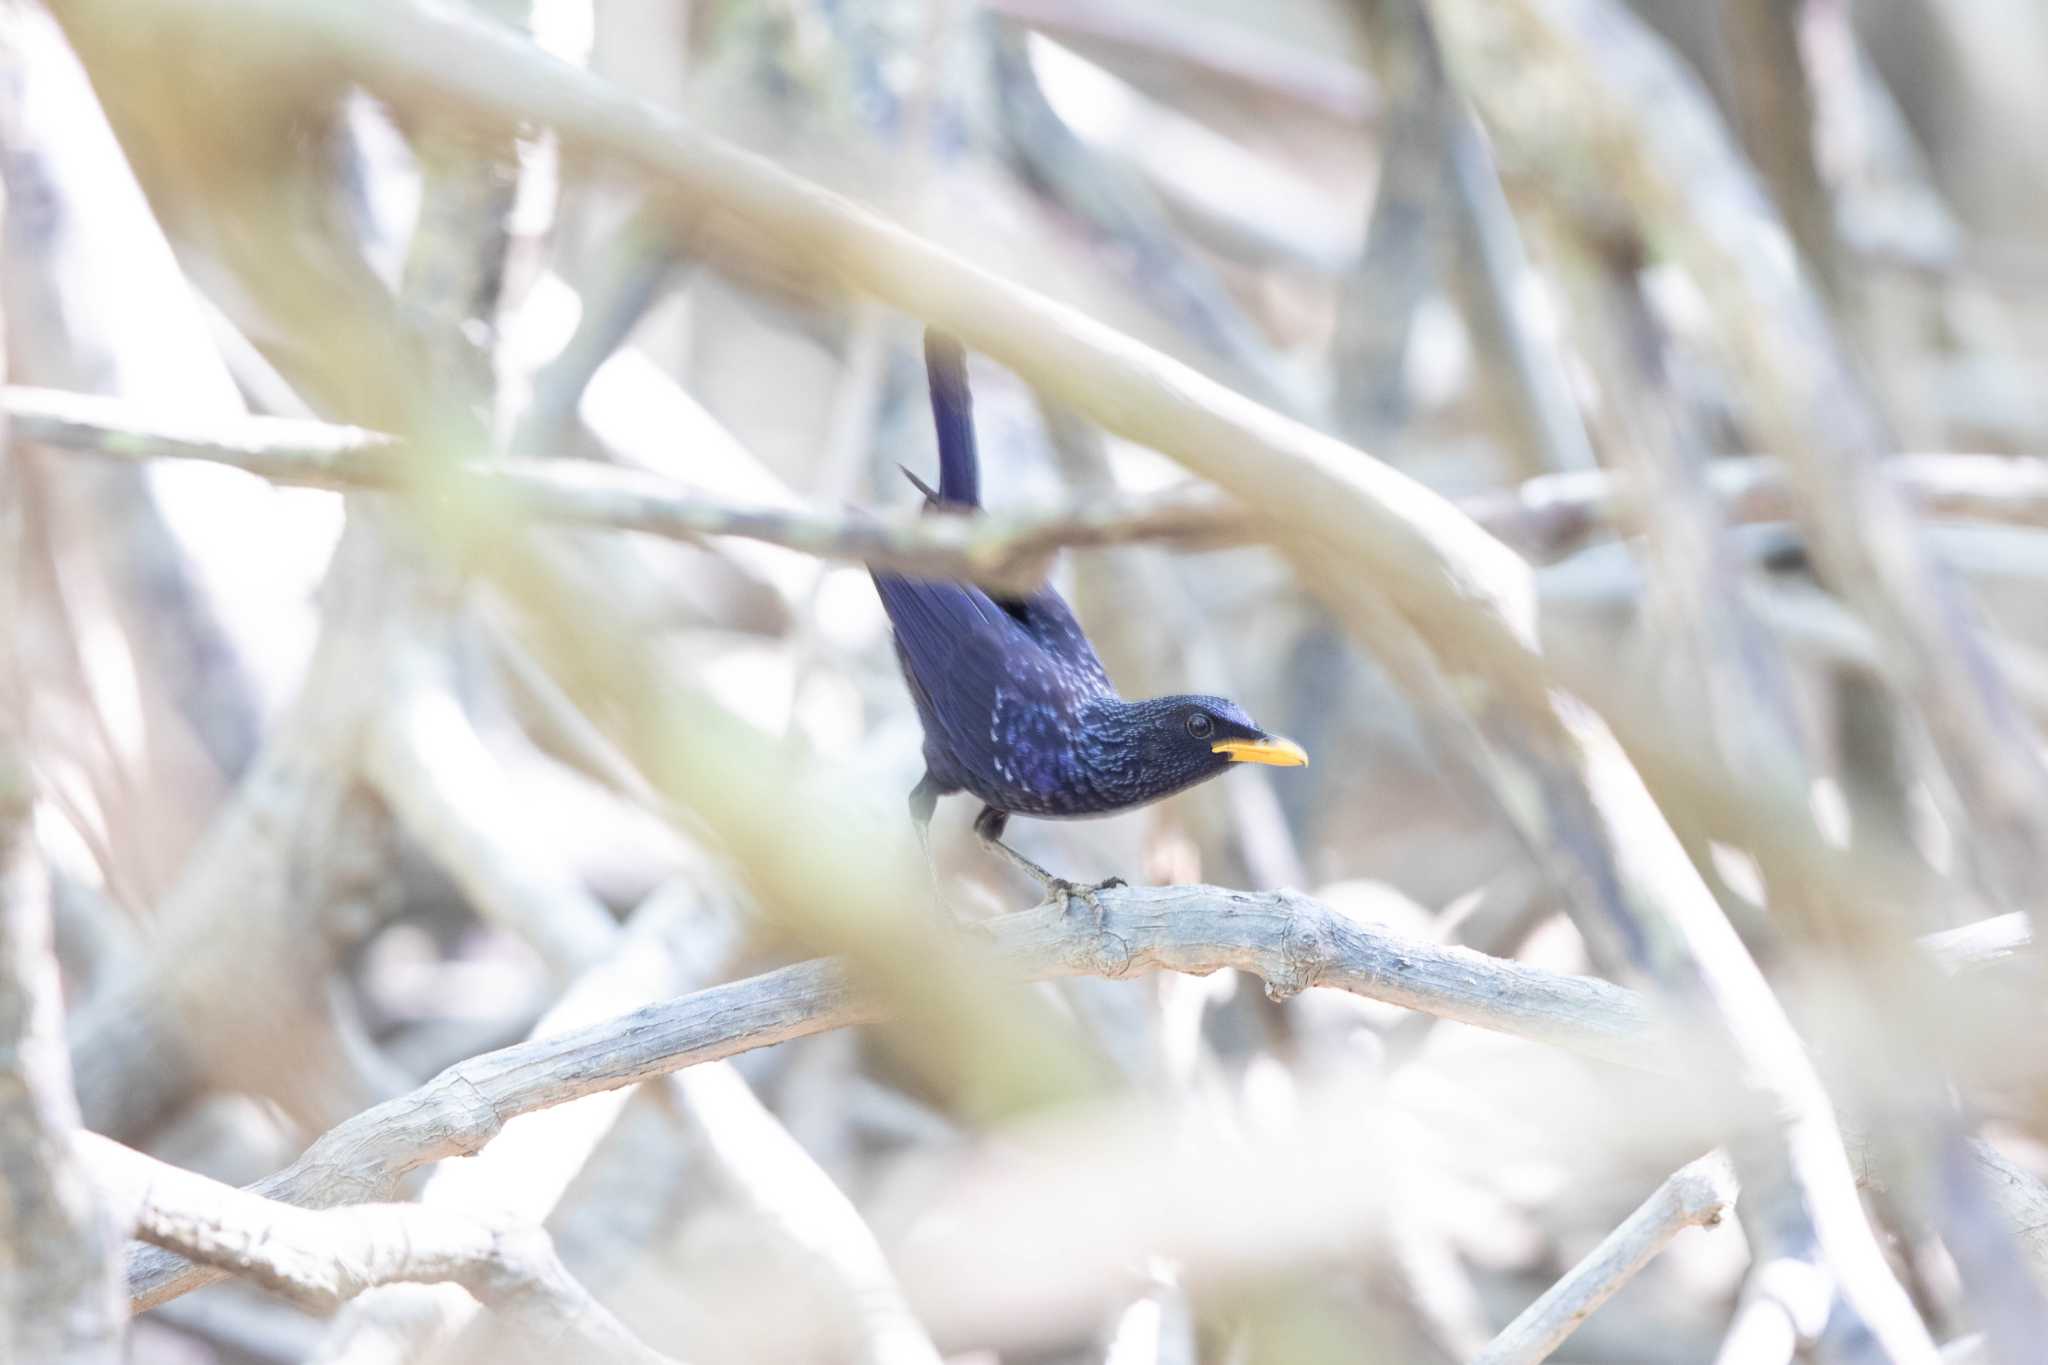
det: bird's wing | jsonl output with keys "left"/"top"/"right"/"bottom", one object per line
{"left": 879, "top": 331, "right": 1115, "bottom": 795}
{"left": 873, "top": 572, "right": 1081, "bottom": 780}
{"left": 907, "top": 332, "right": 1114, "bottom": 696}
{"left": 999, "top": 587, "right": 1113, "bottom": 694}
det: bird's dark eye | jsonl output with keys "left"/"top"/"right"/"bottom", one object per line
{"left": 1186, "top": 712, "right": 1213, "bottom": 739}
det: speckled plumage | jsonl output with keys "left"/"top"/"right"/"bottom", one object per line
{"left": 873, "top": 333, "right": 1302, "bottom": 870}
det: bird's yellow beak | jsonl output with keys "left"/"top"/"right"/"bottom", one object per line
{"left": 1212, "top": 735, "right": 1309, "bottom": 767}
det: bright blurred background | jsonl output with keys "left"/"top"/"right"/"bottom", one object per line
{"left": 5, "top": 0, "right": 2048, "bottom": 1362}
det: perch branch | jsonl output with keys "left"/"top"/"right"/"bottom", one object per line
{"left": 127, "top": 882, "right": 1668, "bottom": 1309}
{"left": 81, "top": 1133, "right": 678, "bottom": 1364}
{"left": 1473, "top": 1151, "right": 1738, "bottom": 1365}
{"left": 124, "top": 882, "right": 2034, "bottom": 1313}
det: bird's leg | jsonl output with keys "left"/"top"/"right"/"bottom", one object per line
{"left": 971, "top": 806, "right": 1125, "bottom": 926}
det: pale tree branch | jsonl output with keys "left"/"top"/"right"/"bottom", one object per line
{"left": 512, "top": 206, "right": 694, "bottom": 456}
{"left": 124, "top": 880, "right": 2039, "bottom": 1314}
{"left": 1430, "top": 5, "right": 2048, "bottom": 1355}
{"left": 123, "top": 882, "right": 1658, "bottom": 1309}
{"left": 1473, "top": 1151, "right": 1738, "bottom": 1365}
{"left": 1437, "top": 0, "right": 2048, "bottom": 914}
{"left": 65, "top": 525, "right": 407, "bottom": 1144}
{"left": 311, "top": 874, "right": 749, "bottom": 1362}
{"left": 0, "top": 11, "right": 151, "bottom": 1356}
{"left": 18, "top": 383, "right": 2048, "bottom": 590}
{"left": 0, "top": 0, "right": 264, "bottom": 817}
{"left": 82, "top": 1132, "right": 680, "bottom": 1365}
{"left": 1, "top": 382, "right": 1237, "bottom": 595}
{"left": 9, "top": 20, "right": 421, "bottom": 1137}
{"left": 1346, "top": 32, "right": 1868, "bottom": 1357}
{"left": 148, "top": 11, "right": 1923, "bottom": 1336}
{"left": 0, "top": 703, "right": 124, "bottom": 1365}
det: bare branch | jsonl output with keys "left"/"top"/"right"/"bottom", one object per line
{"left": 21, "top": 384, "right": 2048, "bottom": 593}
{"left": 1438, "top": 0, "right": 2048, "bottom": 914}
{"left": 82, "top": 1133, "right": 679, "bottom": 1364}
{"left": 66, "top": 526, "right": 406, "bottom": 1143}
{"left": 1474, "top": 1151, "right": 1738, "bottom": 1365}
{"left": 312, "top": 875, "right": 748, "bottom": 1361}
{"left": 0, "top": 723, "right": 123, "bottom": 1364}
{"left": 0, "top": 13, "right": 154, "bottom": 1354}
{"left": 113, "top": 878, "right": 2044, "bottom": 1321}
{"left": 0, "top": 0, "right": 265, "bottom": 806}
{"left": 1, "top": 383, "right": 1236, "bottom": 595}
{"left": 126, "top": 882, "right": 1665, "bottom": 1310}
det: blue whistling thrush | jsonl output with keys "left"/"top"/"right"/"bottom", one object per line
{"left": 871, "top": 330, "right": 1308, "bottom": 914}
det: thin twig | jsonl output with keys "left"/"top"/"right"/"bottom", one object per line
{"left": 1473, "top": 1151, "right": 1738, "bottom": 1365}
{"left": 20, "top": 385, "right": 2048, "bottom": 586}
{"left": 3, "top": 383, "right": 1234, "bottom": 595}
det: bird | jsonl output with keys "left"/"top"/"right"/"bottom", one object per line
{"left": 871, "top": 329, "right": 1307, "bottom": 916}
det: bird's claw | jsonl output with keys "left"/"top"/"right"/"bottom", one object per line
{"left": 1044, "top": 875, "right": 1126, "bottom": 929}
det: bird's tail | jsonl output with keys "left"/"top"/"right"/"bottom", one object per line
{"left": 919, "top": 328, "right": 981, "bottom": 509}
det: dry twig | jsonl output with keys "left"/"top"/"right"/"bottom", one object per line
{"left": 1473, "top": 1151, "right": 1738, "bottom": 1365}
{"left": 22, "top": 384, "right": 2048, "bottom": 587}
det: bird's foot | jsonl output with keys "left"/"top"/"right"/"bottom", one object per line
{"left": 1043, "top": 875, "right": 1127, "bottom": 928}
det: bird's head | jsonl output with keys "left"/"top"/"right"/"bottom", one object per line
{"left": 1103, "top": 694, "right": 1308, "bottom": 798}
